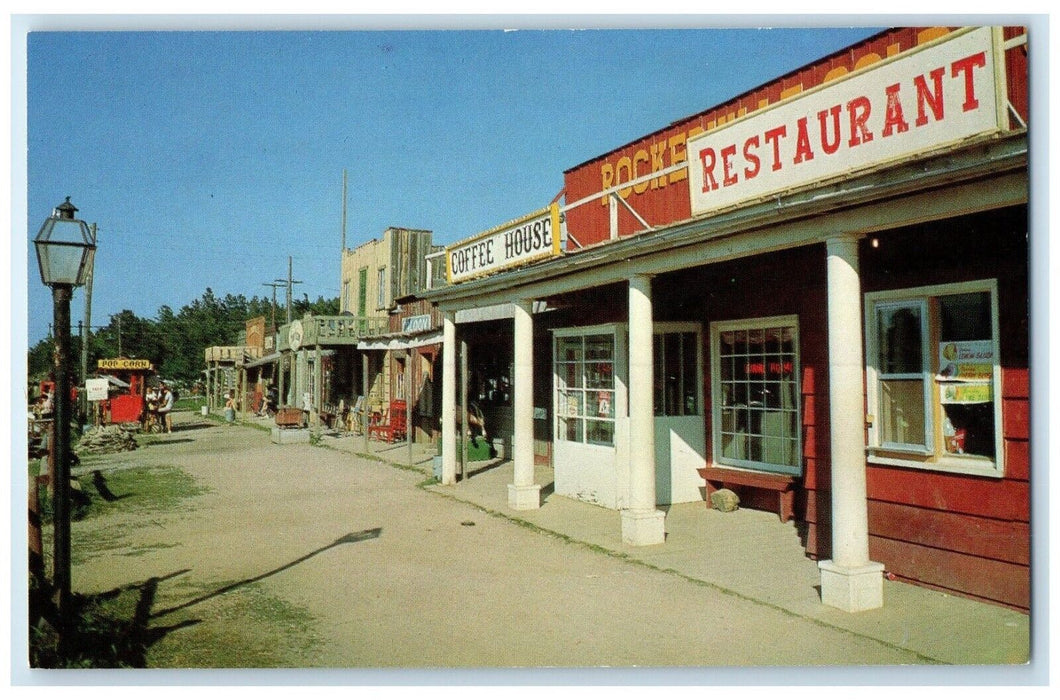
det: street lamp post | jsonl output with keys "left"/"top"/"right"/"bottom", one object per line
{"left": 34, "top": 197, "right": 96, "bottom": 626}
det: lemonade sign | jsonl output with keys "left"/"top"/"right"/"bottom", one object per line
{"left": 940, "top": 383, "right": 992, "bottom": 404}
{"left": 937, "top": 340, "right": 993, "bottom": 404}
{"left": 937, "top": 340, "right": 993, "bottom": 381}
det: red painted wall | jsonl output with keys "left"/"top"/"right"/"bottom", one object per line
{"left": 853, "top": 207, "right": 1030, "bottom": 610}
{"left": 643, "top": 206, "right": 1029, "bottom": 610}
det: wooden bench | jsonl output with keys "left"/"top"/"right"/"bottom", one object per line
{"left": 697, "top": 466, "right": 796, "bottom": 523}
{"left": 274, "top": 407, "right": 304, "bottom": 429}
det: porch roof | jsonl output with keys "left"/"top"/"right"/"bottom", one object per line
{"left": 421, "top": 132, "right": 1027, "bottom": 313}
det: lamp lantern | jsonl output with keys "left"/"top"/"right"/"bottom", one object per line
{"left": 34, "top": 196, "right": 96, "bottom": 288}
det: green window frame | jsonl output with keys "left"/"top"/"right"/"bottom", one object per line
{"left": 865, "top": 279, "right": 1002, "bottom": 477}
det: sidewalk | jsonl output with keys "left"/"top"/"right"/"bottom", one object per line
{"left": 246, "top": 411, "right": 1032, "bottom": 668}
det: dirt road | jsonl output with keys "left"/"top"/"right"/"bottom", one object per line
{"left": 67, "top": 411, "right": 937, "bottom": 671}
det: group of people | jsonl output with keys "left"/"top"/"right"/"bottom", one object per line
{"left": 31, "top": 390, "right": 54, "bottom": 420}
{"left": 145, "top": 383, "right": 175, "bottom": 433}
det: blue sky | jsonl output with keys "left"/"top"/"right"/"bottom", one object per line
{"left": 20, "top": 21, "right": 885, "bottom": 345}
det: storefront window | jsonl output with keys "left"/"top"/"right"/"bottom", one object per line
{"left": 653, "top": 330, "right": 700, "bottom": 416}
{"left": 866, "top": 280, "right": 1000, "bottom": 474}
{"left": 875, "top": 301, "right": 928, "bottom": 449}
{"left": 555, "top": 331, "right": 616, "bottom": 447}
{"left": 711, "top": 316, "right": 801, "bottom": 475}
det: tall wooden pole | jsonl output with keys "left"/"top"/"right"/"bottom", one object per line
{"left": 79, "top": 230, "right": 94, "bottom": 424}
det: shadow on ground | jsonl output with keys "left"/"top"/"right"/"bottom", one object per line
{"left": 29, "top": 528, "right": 383, "bottom": 668}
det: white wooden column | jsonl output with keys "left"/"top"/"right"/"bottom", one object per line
{"left": 441, "top": 311, "right": 458, "bottom": 485}
{"left": 508, "top": 299, "right": 541, "bottom": 509}
{"left": 621, "top": 274, "right": 665, "bottom": 545}
{"left": 818, "top": 233, "right": 884, "bottom": 611}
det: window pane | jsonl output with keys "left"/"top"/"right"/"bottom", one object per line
{"left": 586, "top": 361, "right": 613, "bottom": 390}
{"left": 779, "top": 379, "right": 797, "bottom": 411}
{"left": 879, "top": 379, "right": 926, "bottom": 447}
{"left": 663, "top": 333, "right": 681, "bottom": 415}
{"left": 681, "top": 332, "right": 698, "bottom": 414}
{"left": 714, "top": 320, "right": 800, "bottom": 470}
{"left": 554, "top": 332, "right": 615, "bottom": 446}
{"left": 558, "top": 337, "right": 582, "bottom": 363}
{"left": 653, "top": 334, "right": 665, "bottom": 415}
{"left": 762, "top": 437, "right": 792, "bottom": 466}
{"left": 937, "top": 292, "right": 995, "bottom": 460}
{"left": 591, "top": 390, "right": 614, "bottom": 419}
{"left": 941, "top": 402, "right": 996, "bottom": 459}
{"left": 878, "top": 305, "right": 922, "bottom": 374}
{"left": 586, "top": 420, "right": 614, "bottom": 446}
{"left": 585, "top": 335, "right": 613, "bottom": 361}
{"left": 559, "top": 390, "right": 583, "bottom": 418}
{"left": 733, "top": 329, "right": 748, "bottom": 355}
{"left": 940, "top": 292, "right": 991, "bottom": 342}
{"left": 720, "top": 407, "right": 746, "bottom": 460}
{"left": 559, "top": 416, "right": 583, "bottom": 442}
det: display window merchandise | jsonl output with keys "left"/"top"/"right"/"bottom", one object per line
{"left": 865, "top": 279, "right": 1001, "bottom": 476}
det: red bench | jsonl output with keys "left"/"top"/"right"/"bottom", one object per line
{"left": 274, "top": 408, "right": 304, "bottom": 429}
{"left": 368, "top": 400, "right": 407, "bottom": 443}
{"left": 698, "top": 466, "right": 796, "bottom": 523}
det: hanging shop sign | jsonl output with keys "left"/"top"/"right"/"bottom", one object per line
{"left": 402, "top": 314, "right": 433, "bottom": 334}
{"left": 687, "top": 27, "right": 1002, "bottom": 217}
{"left": 305, "top": 315, "right": 384, "bottom": 345}
{"left": 204, "top": 346, "right": 252, "bottom": 363}
{"left": 447, "top": 203, "right": 562, "bottom": 284}
{"left": 288, "top": 320, "right": 304, "bottom": 351}
{"left": 97, "top": 357, "right": 153, "bottom": 371}
{"left": 85, "top": 378, "right": 110, "bottom": 402}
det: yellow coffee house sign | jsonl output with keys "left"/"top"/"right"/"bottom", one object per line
{"left": 97, "top": 358, "right": 154, "bottom": 371}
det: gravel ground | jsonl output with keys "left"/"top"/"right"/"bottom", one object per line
{"left": 59, "top": 410, "right": 952, "bottom": 675}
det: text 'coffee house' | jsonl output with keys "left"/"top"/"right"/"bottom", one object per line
{"left": 424, "top": 27, "right": 1030, "bottom": 613}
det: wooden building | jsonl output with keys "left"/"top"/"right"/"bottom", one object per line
{"left": 425, "top": 27, "right": 1030, "bottom": 612}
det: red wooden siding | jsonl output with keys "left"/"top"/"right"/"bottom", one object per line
{"left": 852, "top": 207, "right": 1029, "bottom": 610}
{"left": 1003, "top": 26, "right": 1030, "bottom": 129}
{"left": 867, "top": 500, "right": 1029, "bottom": 566}
{"left": 671, "top": 208, "right": 1029, "bottom": 609}
{"left": 869, "top": 536, "right": 1030, "bottom": 610}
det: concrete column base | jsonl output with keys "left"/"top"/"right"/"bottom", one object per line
{"left": 621, "top": 508, "right": 666, "bottom": 546}
{"left": 271, "top": 428, "right": 311, "bottom": 444}
{"left": 818, "top": 559, "right": 885, "bottom": 612}
{"left": 507, "top": 483, "right": 542, "bottom": 510}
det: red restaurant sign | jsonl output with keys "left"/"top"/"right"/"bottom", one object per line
{"left": 687, "top": 27, "right": 1002, "bottom": 217}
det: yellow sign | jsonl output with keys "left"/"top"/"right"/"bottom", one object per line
{"left": 940, "top": 383, "right": 992, "bottom": 405}
{"left": 446, "top": 204, "right": 562, "bottom": 284}
{"left": 97, "top": 358, "right": 153, "bottom": 371}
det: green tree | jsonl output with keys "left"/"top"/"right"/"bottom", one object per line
{"left": 29, "top": 287, "right": 339, "bottom": 388}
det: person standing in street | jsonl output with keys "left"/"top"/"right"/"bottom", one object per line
{"left": 159, "top": 383, "right": 175, "bottom": 433}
